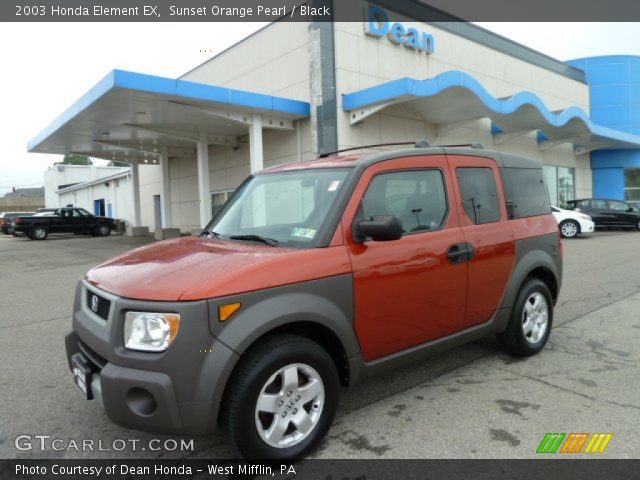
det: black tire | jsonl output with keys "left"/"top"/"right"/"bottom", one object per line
{"left": 29, "top": 226, "right": 48, "bottom": 240}
{"left": 95, "top": 224, "right": 111, "bottom": 236}
{"left": 222, "top": 334, "right": 339, "bottom": 460}
{"left": 559, "top": 219, "right": 580, "bottom": 238}
{"left": 497, "top": 278, "right": 553, "bottom": 357}
{"left": 636, "top": 219, "right": 640, "bottom": 231}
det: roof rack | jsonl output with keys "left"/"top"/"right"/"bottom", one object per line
{"left": 318, "top": 141, "right": 420, "bottom": 158}
{"left": 317, "top": 140, "right": 484, "bottom": 158}
{"left": 436, "top": 143, "right": 485, "bottom": 149}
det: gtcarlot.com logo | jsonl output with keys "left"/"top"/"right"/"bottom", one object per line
{"left": 536, "top": 432, "right": 612, "bottom": 454}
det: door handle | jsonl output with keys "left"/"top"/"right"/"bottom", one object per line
{"left": 447, "top": 243, "right": 474, "bottom": 264}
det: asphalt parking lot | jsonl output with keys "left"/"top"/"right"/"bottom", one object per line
{"left": 1, "top": 230, "right": 639, "bottom": 459}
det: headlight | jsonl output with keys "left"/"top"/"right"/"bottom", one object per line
{"left": 124, "top": 312, "right": 180, "bottom": 352}
{"left": 578, "top": 214, "right": 592, "bottom": 221}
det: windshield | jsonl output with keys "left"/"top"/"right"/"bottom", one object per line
{"left": 205, "top": 168, "right": 351, "bottom": 248}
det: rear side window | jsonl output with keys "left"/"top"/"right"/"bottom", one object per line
{"left": 456, "top": 168, "right": 501, "bottom": 224}
{"left": 502, "top": 168, "right": 550, "bottom": 218}
{"left": 608, "top": 200, "right": 630, "bottom": 211}
{"left": 361, "top": 169, "right": 448, "bottom": 234}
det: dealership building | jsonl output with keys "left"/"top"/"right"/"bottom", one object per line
{"left": 28, "top": 5, "right": 640, "bottom": 234}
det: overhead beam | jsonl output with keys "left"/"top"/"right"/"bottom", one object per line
{"left": 539, "top": 136, "right": 588, "bottom": 151}
{"left": 124, "top": 123, "right": 199, "bottom": 143}
{"left": 574, "top": 142, "right": 617, "bottom": 155}
{"left": 348, "top": 100, "right": 398, "bottom": 125}
{"left": 93, "top": 140, "right": 162, "bottom": 158}
{"left": 168, "top": 101, "right": 294, "bottom": 130}
{"left": 493, "top": 128, "right": 537, "bottom": 144}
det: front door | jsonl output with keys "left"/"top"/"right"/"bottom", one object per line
{"left": 607, "top": 200, "right": 636, "bottom": 226}
{"left": 343, "top": 156, "right": 468, "bottom": 361}
{"left": 589, "top": 199, "right": 610, "bottom": 225}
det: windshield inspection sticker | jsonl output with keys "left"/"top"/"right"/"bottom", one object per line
{"left": 328, "top": 180, "right": 341, "bottom": 191}
{"left": 291, "top": 228, "right": 317, "bottom": 239}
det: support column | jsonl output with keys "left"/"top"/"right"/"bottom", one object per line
{"left": 249, "top": 113, "right": 264, "bottom": 173}
{"left": 197, "top": 132, "right": 212, "bottom": 228}
{"left": 159, "top": 148, "right": 172, "bottom": 228}
{"left": 130, "top": 161, "right": 141, "bottom": 227}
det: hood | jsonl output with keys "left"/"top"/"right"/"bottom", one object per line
{"left": 85, "top": 236, "right": 351, "bottom": 301}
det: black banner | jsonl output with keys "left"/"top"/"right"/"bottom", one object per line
{"left": 1, "top": 459, "right": 639, "bottom": 480}
{"left": 3, "top": 0, "right": 640, "bottom": 22}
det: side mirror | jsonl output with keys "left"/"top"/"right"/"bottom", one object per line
{"left": 354, "top": 215, "right": 403, "bottom": 243}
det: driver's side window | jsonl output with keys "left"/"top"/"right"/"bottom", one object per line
{"left": 361, "top": 169, "right": 448, "bottom": 234}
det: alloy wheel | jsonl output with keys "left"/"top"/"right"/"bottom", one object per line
{"left": 561, "top": 221, "right": 578, "bottom": 238}
{"left": 522, "top": 292, "right": 549, "bottom": 344}
{"left": 254, "top": 363, "right": 325, "bottom": 449}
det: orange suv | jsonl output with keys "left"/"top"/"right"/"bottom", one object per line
{"left": 65, "top": 144, "right": 562, "bottom": 459}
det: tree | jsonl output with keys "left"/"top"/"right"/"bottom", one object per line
{"left": 56, "top": 154, "right": 92, "bottom": 165}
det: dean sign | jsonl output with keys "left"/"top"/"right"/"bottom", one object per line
{"left": 364, "top": 4, "right": 435, "bottom": 54}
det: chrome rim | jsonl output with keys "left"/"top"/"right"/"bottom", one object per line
{"left": 99, "top": 225, "right": 109, "bottom": 235}
{"left": 561, "top": 222, "right": 578, "bottom": 237}
{"left": 34, "top": 228, "right": 45, "bottom": 239}
{"left": 522, "top": 292, "right": 549, "bottom": 344}
{"left": 254, "top": 363, "right": 324, "bottom": 449}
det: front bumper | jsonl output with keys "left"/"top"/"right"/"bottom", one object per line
{"left": 65, "top": 280, "right": 240, "bottom": 435}
{"left": 578, "top": 218, "right": 595, "bottom": 233}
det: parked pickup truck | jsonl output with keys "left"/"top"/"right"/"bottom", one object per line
{"left": 13, "top": 207, "right": 116, "bottom": 240}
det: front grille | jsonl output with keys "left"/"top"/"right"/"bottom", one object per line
{"left": 77, "top": 340, "right": 107, "bottom": 371}
{"left": 86, "top": 290, "right": 111, "bottom": 320}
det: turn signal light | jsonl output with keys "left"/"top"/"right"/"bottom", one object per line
{"left": 219, "top": 302, "right": 241, "bottom": 322}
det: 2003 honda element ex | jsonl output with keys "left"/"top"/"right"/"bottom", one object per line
{"left": 65, "top": 145, "right": 562, "bottom": 459}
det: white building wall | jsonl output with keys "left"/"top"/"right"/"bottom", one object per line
{"left": 57, "top": 174, "right": 135, "bottom": 225}
{"left": 181, "top": 22, "right": 311, "bottom": 101}
{"left": 44, "top": 165, "right": 129, "bottom": 208}
{"left": 332, "top": 21, "right": 593, "bottom": 198}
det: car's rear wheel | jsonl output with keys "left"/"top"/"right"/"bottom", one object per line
{"left": 96, "top": 224, "right": 111, "bottom": 236}
{"left": 222, "top": 334, "right": 339, "bottom": 459}
{"left": 29, "top": 226, "right": 48, "bottom": 240}
{"left": 559, "top": 219, "right": 579, "bottom": 238}
{"left": 498, "top": 278, "right": 553, "bottom": 357}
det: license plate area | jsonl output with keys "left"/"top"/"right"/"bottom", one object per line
{"left": 71, "top": 353, "right": 94, "bottom": 400}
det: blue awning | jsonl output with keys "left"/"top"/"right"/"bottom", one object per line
{"left": 342, "top": 70, "right": 640, "bottom": 154}
{"left": 28, "top": 70, "right": 310, "bottom": 163}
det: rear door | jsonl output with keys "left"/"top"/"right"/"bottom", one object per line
{"left": 589, "top": 199, "right": 610, "bottom": 225}
{"left": 447, "top": 155, "right": 516, "bottom": 327}
{"left": 342, "top": 155, "right": 468, "bottom": 361}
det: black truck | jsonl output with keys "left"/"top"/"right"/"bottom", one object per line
{"left": 12, "top": 207, "right": 117, "bottom": 240}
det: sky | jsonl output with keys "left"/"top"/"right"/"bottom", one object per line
{"left": 1, "top": 21, "right": 639, "bottom": 196}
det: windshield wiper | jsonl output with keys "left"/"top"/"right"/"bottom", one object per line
{"left": 201, "top": 229, "right": 221, "bottom": 239}
{"left": 229, "top": 234, "right": 279, "bottom": 247}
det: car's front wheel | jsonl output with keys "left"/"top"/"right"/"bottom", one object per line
{"left": 498, "top": 278, "right": 553, "bottom": 357}
{"left": 222, "top": 334, "right": 339, "bottom": 459}
{"left": 96, "top": 224, "right": 111, "bottom": 236}
{"left": 559, "top": 219, "right": 579, "bottom": 238}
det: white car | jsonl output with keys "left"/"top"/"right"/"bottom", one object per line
{"left": 552, "top": 205, "right": 595, "bottom": 238}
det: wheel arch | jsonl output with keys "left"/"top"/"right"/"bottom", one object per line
{"left": 495, "top": 236, "right": 561, "bottom": 333}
